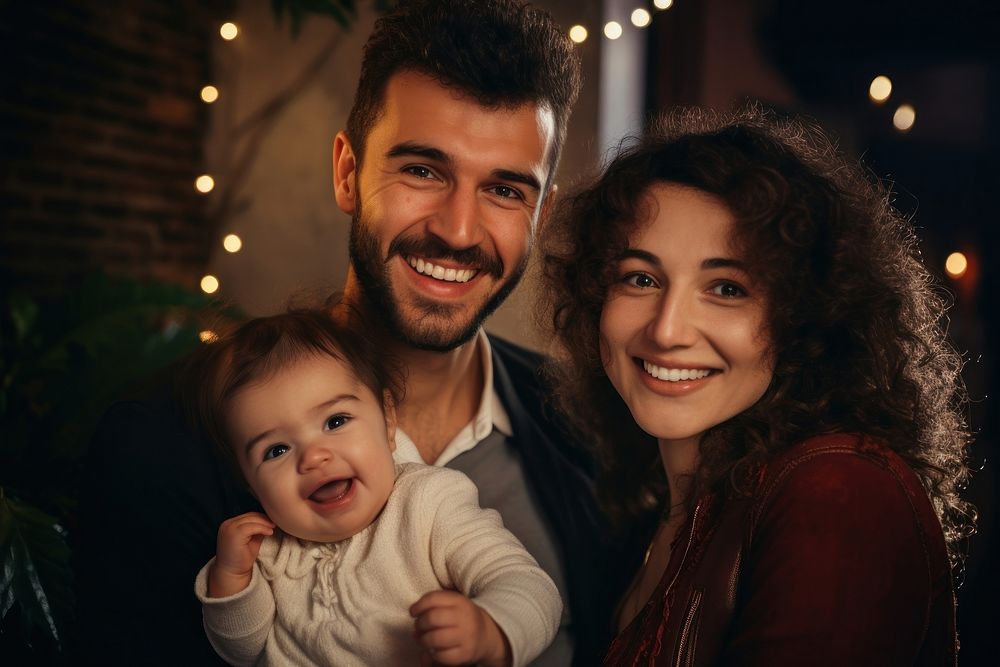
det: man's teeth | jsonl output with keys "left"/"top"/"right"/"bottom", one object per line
{"left": 407, "top": 256, "right": 476, "bottom": 283}
{"left": 642, "top": 361, "right": 712, "bottom": 382}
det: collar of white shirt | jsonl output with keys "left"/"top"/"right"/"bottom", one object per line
{"left": 392, "top": 330, "right": 513, "bottom": 466}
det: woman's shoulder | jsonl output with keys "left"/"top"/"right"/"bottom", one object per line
{"left": 752, "top": 433, "right": 944, "bottom": 555}
{"left": 762, "top": 433, "right": 921, "bottom": 494}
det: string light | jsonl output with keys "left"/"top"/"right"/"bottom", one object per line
{"left": 195, "top": 175, "right": 215, "bottom": 193}
{"left": 945, "top": 252, "right": 968, "bottom": 279}
{"left": 654, "top": 0, "right": 674, "bottom": 9}
{"left": 893, "top": 104, "right": 916, "bottom": 132}
{"left": 569, "top": 25, "right": 588, "bottom": 43}
{"left": 868, "top": 75, "right": 892, "bottom": 103}
{"left": 199, "top": 330, "right": 219, "bottom": 343}
{"left": 604, "top": 21, "right": 623, "bottom": 40}
{"left": 223, "top": 234, "right": 243, "bottom": 253}
{"left": 200, "top": 85, "right": 219, "bottom": 103}
{"left": 220, "top": 22, "right": 239, "bottom": 40}
{"left": 631, "top": 8, "right": 652, "bottom": 27}
{"left": 200, "top": 275, "right": 220, "bottom": 294}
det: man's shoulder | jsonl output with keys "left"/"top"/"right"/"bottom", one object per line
{"left": 487, "top": 333, "right": 547, "bottom": 377}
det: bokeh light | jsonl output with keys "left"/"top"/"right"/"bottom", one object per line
{"left": 223, "top": 234, "right": 242, "bottom": 253}
{"left": 220, "top": 22, "right": 238, "bottom": 40}
{"left": 200, "top": 275, "right": 220, "bottom": 294}
{"left": 569, "top": 25, "right": 588, "bottom": 43}
{"left": 893, "top": 104, "right": 916, "bottom": 132}
{"left": 631, "top": 9, "right": 652, "bottom": 28}
{"left": 200, "top": 85, "right": 219, "bottom": 103}
{"left": 945, "top": 252, "right": 968, "bottom": 278}
{"left": 868, "top": 75, "right": 892, "bottom": 103}
{"left": 654, "top": 0, "right": 674, "bottom": 9}
{"left": 604, "top": 21, "right": 623, "bottom": 40}
{"left": 195, "top": 175, "right": 215, "bottom": 193}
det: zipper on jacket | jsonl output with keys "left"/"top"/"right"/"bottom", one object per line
{"left": 675, "top": 588, "right": 703, "bottom": 667}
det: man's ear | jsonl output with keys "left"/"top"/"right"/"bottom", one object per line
{"left": 382, "top": 390, "right": 397, "bottom": 453}
{"left": 333, "top": 130, "right": 357, "bottom": 214}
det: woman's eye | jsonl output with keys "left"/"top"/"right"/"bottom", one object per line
{"left": 324, "top": 415, "right": 349, "bottom": 431}
{"left": 624, "top": 272, "right": 657, "bottom": 289}
{"left": 711, "top": 282, "right": 747, "bottom": 298}
{"left": 263, "top": 444, "right": 289, "bottom": 461}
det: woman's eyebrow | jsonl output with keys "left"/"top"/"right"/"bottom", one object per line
{"left": 619, "top": 248, "right": 660, "bottom": 265}
{"left": 701, "top": 257, "right": 747, "bottom": 270}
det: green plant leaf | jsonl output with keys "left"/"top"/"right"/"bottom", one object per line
{"left": 0, "top": 491, "right": 72, "bottom": 650}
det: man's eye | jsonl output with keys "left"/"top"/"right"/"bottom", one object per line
{"left": 263, "top": 444, "right": 289, "bottom": 461}
{"left": 324, "top": 415, "right": 349, "bottom": 431}
{"left": 405, "top": 166, "right": 434, "bottom": 179}
{"left": 491, "top": 185, "right": 522, "bottom": 200}
{"left": 623, "top": 272, "right": 657, "bottom": 289}
{"left": 710, "top": 282, "right": 747, "bottom": 298}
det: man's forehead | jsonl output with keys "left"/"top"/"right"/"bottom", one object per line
{"left": 373, "top": 70, "right": 555, "bottom": 162}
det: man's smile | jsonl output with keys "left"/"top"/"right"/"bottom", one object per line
{"left": 405, "top": 254, "right": 479, "bottom": 283}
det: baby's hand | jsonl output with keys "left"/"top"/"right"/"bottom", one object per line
{"left": 410, "top": 590, "right": 511, "bottom": 667}
{"left": 207, "top": 512, "right": 275, "bottom": 598}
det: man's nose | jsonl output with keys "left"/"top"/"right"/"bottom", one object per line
{"left": 426, "top": 186, "right": 485, "bottom": 250}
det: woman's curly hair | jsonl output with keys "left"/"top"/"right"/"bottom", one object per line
{"left": 541, "top": 106, "right": 975, "bottom": 565}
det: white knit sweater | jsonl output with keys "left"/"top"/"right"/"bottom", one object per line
{"left": 194, "top": 463, "right": 561, "bottom": 666}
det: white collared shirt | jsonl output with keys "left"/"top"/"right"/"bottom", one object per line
{"left": 393, "top": 330, "right": 513, "bottom": 466}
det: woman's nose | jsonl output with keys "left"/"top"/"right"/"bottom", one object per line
{"left": 646, "top": 291, "right": 698, "bottom": 349}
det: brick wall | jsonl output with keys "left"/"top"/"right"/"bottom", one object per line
{"left": 0, "top": 0, "right": 231, "bottom": 296}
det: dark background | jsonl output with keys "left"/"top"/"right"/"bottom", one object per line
{"left": 1, "top": 0, "right": 996, "bottom": 663}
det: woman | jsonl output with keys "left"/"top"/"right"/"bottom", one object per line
{"left": 542, "top": 108, "right": 974, "bottom": 665}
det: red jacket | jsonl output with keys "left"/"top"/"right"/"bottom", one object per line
{"left": 605, "top": 433, "right": 956, "bottom": 666}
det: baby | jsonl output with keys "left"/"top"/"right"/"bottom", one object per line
{"left": 189, "top": 308, "right": 560, "bottom": 666}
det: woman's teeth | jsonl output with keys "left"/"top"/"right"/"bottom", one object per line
{"left": 407, "top": 256, "right": 476, "bottom": 283}
{"left": 642, "top": 361, "right": 712, "bottom": 382}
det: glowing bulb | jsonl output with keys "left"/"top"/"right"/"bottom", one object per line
{"left": 200, "top": 275, "right": 220, "bottom": 294}
{"left": 868, "top": 75, "right": 892, "bottom": 103}
{"left": 945, "top": 252, "right": 968, "bottom": 278}
{"left": 569, "top": 25, "right": 588, "bottom": 43}
{"left": 893, "top": 104, "right": 916, "bottom": 132}
{"left": 223, "top": 234, "right": 242, "bottom": 253}
{"left": 195, "top": 175, "right": 215, "bottom": 193}
{"left": 200, "top": 85, "right": 219, "bottom": 103}
{"left": 199, "top": 330, "right": 219, "bottom": 343}
{"left": 220, "top": 22, "right": 238, "bottom": 40}
{"left": 604, "top": 21, "right": 623, "bottom": 40}
{"left": 654, "top": 0, "right": 674, "bottom": 9}
{"left": 631, "top": 9, "right": 652, "bottom": 27}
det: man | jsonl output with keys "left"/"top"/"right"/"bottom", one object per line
{"left": 77, "top": 1, "right": 632, "bottom": 664}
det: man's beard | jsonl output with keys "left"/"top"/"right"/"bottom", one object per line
{"left": 348, "top": 205, "right": 530, "bottom": 353}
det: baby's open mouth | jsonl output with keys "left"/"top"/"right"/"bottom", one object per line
{"left": 309, "top": 479, "right": 353, "bottom": 503}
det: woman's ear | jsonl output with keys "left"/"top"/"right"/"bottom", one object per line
{"left": 382, "top": 390, "right": 397, "bottom": 452}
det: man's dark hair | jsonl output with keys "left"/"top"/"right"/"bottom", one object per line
{"left": 346, "top": 0, "right": 581, "bottom": 191}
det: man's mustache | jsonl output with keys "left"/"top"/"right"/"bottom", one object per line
{"left": 387, "top": 236, "right": 504, "bottom": 279}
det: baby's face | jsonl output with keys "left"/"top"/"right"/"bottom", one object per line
{"left": 227, "top": 353, "right": 397, "bottom": 543}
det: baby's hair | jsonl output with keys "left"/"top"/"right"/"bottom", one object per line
{"left": 186, "top": 304, "right": 404, "bottom": 476}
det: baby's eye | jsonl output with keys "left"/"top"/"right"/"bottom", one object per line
{"left": 324, "top": 415, "right": 350, "bottom": 431}
{"left": 624, "top": 272, "right": 657, "bottom": 289}
{"left": 263, "top": 444, "right": 289, "bottom": 461}
{"left": 710, "top": 282, "right": 747, "bottom": 298}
